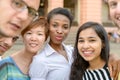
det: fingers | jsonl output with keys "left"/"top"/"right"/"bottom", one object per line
{"left": 118, "top": 72, "right": 120, "bottom": 80}
{"left": 108, "top": 63, "right": 113, "bottom": 77}
{"left": 110, "top": 60, "right": 120, "bottom": 80}
{"left": 115, "top": 60, "right": 120, "bottom": 80}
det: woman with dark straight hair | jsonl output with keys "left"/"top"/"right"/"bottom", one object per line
{"left": 70, "top": 21, "right": 112, "bottom": 80}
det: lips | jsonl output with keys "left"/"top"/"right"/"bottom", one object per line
{"left": 10, "top": 23, "right": 21, "bottom": 31}
{"left": 8, "top": 21, "right": 21, "bottom": 31}
{"left": 82, "top": 50, "right": 93, "bottom": 57}
{"left": 29, "top": 43, "right": 38, "bottom": 47}
{"left": 55, "top": 36, "right": 63, "bottom": 41}
{"left": 0, "top": 45, "right": 7, "bottom": 52}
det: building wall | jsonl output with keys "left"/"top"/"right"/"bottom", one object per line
{"left": 47, "top": 0, "right": 64, "bottom": 12}
{"left": 80, "top": 0, "right": 102, "bottom": 25}
{"left": 43, "top": 0, "right": 109, "bottom": 26}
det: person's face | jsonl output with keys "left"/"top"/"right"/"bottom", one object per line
{"left": 0, "top": 0, "right": 40, "bottom": 37}
{"left": 0, "top": 36, "right": 19, "bottom": 56}
{"left": 77, "top": 28, "right": 103, "bottom": 63}
{"left": 23, "top": 26, "right": 46, "bottom": 54}
{"left": 49, "top": 14, "right": 70, "bottom": 45}
{"left": 108, "top": 0, "right": 120, "bottom": 28}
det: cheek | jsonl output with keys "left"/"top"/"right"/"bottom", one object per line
{"left": 38, "top": 37, "right": 46, "bottom": 44}
{"left": 109, "top": 9, "right": 115, "bottom": 18}
{"left": 95, "top": 43, "right": 102, "bottom": 53}
{"left": 64, "top": 30, "right": 70, "bottom": 38}
{"left": 77, "top": 43, "right": 82, "bottom": 53}
{"left": 22, "top": 37, "right": 30, "bottom": 44}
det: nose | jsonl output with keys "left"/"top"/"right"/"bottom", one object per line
{"left": 116, "top": 3, "right": 120, "bottom": 14}
{"left": 56, "top": 27, "right": 63, "bottom": 34}
{"left": 82, "top": 41, "right": 90, "bottom": 49}
{"left": 30, "top": 34, "right": 37, "bottom": 41}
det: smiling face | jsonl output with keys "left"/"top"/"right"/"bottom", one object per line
{"left": 77, "top": 28, "right": 103, "bottom": 62}
{"left": 23, "top": 26, "right": 46, "bottom": 54}
{"left": 0, "top": 0, "right": 40, "bottom": 37}
{"left": 0, "top": 36, "right": 19, "bottom": 56}
{"left": 49, "top": 14, "right": 70, "bottom": 45}
{"left": 108, "top": 0, "right": 120, "bottom": 28}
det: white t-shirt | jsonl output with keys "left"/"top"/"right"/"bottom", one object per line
{"left": 29, "top": 43, "right": 73, "bottom": 80}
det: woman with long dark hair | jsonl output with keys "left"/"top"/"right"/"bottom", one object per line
{"left": 70, "top": 22, "right": 112, "bottom": 80}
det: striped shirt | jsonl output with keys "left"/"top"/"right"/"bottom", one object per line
{"left": 83, "top": 65, "right": 112, "bottom": 80}
{"left": 0, "top": 56, "right": 30, "bottom": 80}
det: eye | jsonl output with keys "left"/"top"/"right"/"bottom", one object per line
{"left": 63, "top": 25, "right": 69, "bottom": 29}
{"left": 78, "top": 39, "right": 84, "bottom": 43}
{"left": 12, "top": 36, "right": 19, "bottom": 42}
{"left": 52, "top": 24, "right": 58, "bottom": 28}
{"left": 89, "top": 39, "right": 96, "bottom": 42}
{"left": 26, "top": 32, "right": 32, "bottom": 35}
{"left": 28, "top": 8, "right": 36, "bottom": 17}
{"left": 109, "top": 1, "right": 117, "bottom": 9}
{"left": 38, "top": 33, "right": 43, "bottom": 35}
{"left": 12, "top": 0, "right": 25, "bottom": 9}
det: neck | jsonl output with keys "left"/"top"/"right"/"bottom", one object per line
{"left": 49, "top": 41, "right": 64, "bottom": 52}
{"left": 12, "top": 48, "right": 35, "bottom": 64}
{"left": 11, "top": 48, "right": 36, "bottom": 74}
{"left": 88, "top": 57, "right": 105, "bottom": 70}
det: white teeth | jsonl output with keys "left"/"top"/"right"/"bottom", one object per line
{"left": 29, "top": 43, "right": 37, "bottom": 47}
{"left": 83, "top": 51, "right": 92, "bottom": 54}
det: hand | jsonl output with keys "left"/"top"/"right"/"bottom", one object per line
{"left": 118, "top": 72, "right": 120, "bottom": 80}
{"left": 108, "top": 54, "right": 120, "bottom": 80}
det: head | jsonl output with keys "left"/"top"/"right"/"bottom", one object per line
{"left": 70, "top": 22, "right": 109, "bottom": 80}
{"left": 47, "top": 7, "right": 73, "bottom": 45}
{"left": 21, "top": 17, "right": 48, "bottom": 54}
{"left": 0, "top": 0, "right": 40, "bottom": 37}
{"left": 75, "top": 21, "right": 109, "bottom": 64}
{"left": 107, "top": 0, "right": 120, "bottom": 28}
{"left": 0, "top": 36, "right": 19, "bottom": 56}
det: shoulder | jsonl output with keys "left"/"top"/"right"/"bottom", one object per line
{"left": 0, "top": 57, "right": 13, "bottom": 65}
{"left": 64, "top": 44, "right": 73, "bottom": 50}
{"left": 0, "top": 57, "right": 15, "bottom": 70}
{"left": 63, "top": 44, "right": 74, "bottom": 53}
{"left": 29, "top": 59, "right": 48, "bottom": 78}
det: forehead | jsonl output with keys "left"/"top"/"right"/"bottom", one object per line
{"left": 51, "top": 14, "right": 70, "bottom": 23}
{"left": 79, "top": 28, "right": 98, "bottom": 37}
{"left": 23, "top": 0, "right": 40, "bottom": 10}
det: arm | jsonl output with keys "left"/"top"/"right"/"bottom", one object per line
{"left": 108, "top": 53, "right": 120, "bottom": 80}
{"left": 29, "top": 58, "right": 48, "bottom": 80}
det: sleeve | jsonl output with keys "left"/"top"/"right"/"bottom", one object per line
{"left": 29, "top": 57, "right": 49, "bottom": 80}
{"left": 0, "top": 62, "right": 9, "bottom": 79}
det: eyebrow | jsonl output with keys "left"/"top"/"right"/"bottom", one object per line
{"left": 22, "top": 0, "right": 38, "bottom": 11}
{"left": 78, "top": 36, "right": 96, "bottom": 39}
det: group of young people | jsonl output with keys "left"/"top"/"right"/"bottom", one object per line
{"left": 0, "top": 0, "right": 120, "bottom": 80}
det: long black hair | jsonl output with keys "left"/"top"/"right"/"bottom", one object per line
{"left": 70, "top": 21, "right": 110, "bottom": 80}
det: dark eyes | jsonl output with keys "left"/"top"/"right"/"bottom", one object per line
{"left": 12, "top": 36, "right": 19, "bottom": 42}
{"left": 78, "top": 39, "right": 96, "bottom": 43}
{"left": 108, "top": 2, "right": 117, "bottom": 8}
{"left": 52, "top": 24, "right": 69, "bottom": 29}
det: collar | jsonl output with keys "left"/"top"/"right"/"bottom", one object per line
{"left": 45, "top": 43, "right": 66, "bottom": 56}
